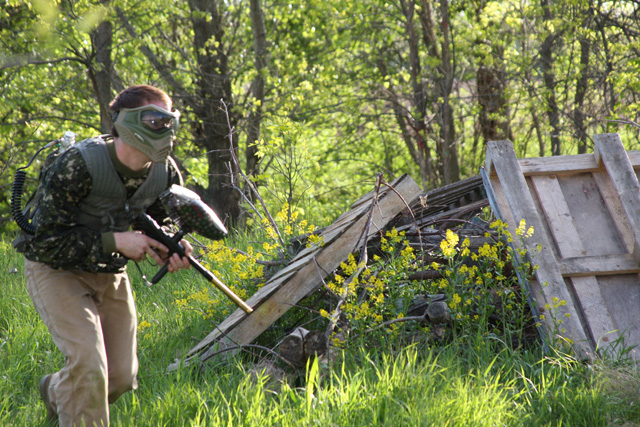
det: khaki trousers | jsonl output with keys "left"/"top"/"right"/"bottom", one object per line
{"left": 25, "top": 260, "right": 139, "bottom": 427}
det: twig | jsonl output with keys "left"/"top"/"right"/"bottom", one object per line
{"left": 605, "top": 119, "right": 640, "bottom": 130}
{"left": 220, "top": 100, "right": 285, "bottom": 248}
{"left": 325, "top": 175, "right": 383, "bottom": 337}
{"left": 360, "top": 313, "right": 429, "bottom": 335}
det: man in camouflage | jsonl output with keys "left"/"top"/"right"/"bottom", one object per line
{"left": 21, "top": 85, "right": 193, "bottom": 426}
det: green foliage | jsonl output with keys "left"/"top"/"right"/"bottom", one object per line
{"left": 253, "top": 117, "right": 318, "bottom": 211}
{"left": 4, "top": 0, "right": 640, "bottom": 231}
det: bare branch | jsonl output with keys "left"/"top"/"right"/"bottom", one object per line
{"left": 220, "top": 99, "right": 286, "bottom": 248}
{"left": 605, "top": 119, "right": 640, "bottom": 130}
{"left": 0, "top": 55, "right": 86, "bottom": 71}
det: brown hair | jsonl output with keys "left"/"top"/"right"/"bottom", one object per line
{"left": 109, "top": 85, "right": 172, "bottom": 136}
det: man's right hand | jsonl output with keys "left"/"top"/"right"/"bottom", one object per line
{"left": 114, "top": 231, "right": 169, "bottom": 265}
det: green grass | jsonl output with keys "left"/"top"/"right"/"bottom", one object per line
{"left": 2, "top": 237, "right": 640, "bottom": 426}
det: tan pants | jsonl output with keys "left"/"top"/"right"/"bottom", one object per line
{"left": 25, "top": 260, "right": 139, "bottom": 427}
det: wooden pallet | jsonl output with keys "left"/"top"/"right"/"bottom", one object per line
{"left": 169, "top": 174, "right": 422, "bottom": 370}
{"left": 482, "top": 134, "right": 640, "bottom": 359}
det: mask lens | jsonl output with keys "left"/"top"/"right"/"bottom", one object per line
{"left": 140, "top": 110, "right": 174, "bottom": 131}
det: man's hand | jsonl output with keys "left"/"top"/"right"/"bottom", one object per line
{"left": 114, "top": 231, "right": 192, "bottom": 272}
{"left": 165, "top": 239, "right": 193, "bottom": 273}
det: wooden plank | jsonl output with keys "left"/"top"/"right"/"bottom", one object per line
{"left": 553, "top": 173, "right": 627, "bottom": 256}
{"left": 328, "top": 175, "right": 414, "bottom": 232}
{"left": 592, "top": 171, "right": 636, "bottom": 253}
{"left": 488, "top": 150, "right": 640, "bottom": 178}
{"left": 530, "top": 175, "right": 620, "bottom": 351}
{"left": 314, "top": 221, "right": 351, "bottom": 247}
{"left": 558, "top": 254, "right": 640, "bottom": 276}
{"left": 519, "top": 153, "right": 600, "bottom": 176}
{"left": 594, "top": 133, "right": 640, "bottom": 263}
{"left": 481, "top": 167, "right": 550, "bottom": 352}
{"left": 394, "top": 200, "right": 490, "bottom": 234}
{"left": 595, "top": 275, "right": 640, "bottom": 358}
{"left": 269, "top": 268, "right": 297, "bottom": 284}
{"left": 485, "top": 140, "right": 592, "bottom": 357}
{"left": 487, "top": 151, "right": 640, "bottom": 177}
{"left": 178, "top": 175, "right": 422, "bottom": 365}
{"left": 630, "top": 151, "right": 640, "bottom": 167}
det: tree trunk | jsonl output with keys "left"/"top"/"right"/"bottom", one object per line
{"left": 540, "top": 0, "right": 562, "bottom": 156}
{"left": 417, "top": 0, "right": 459, "bottom": 185}
{"left": 594, "top": 11, "right": 617, "bottom": 131}
{"left": 477, "top": 66, "right": 511, "bottom": 143}
{"left": 398, "top": 0, "right": 432, "bottom": 187}
{"left": 437, "top": 0, "right": 459, "bottom": 184}
{"left": 189, "top": 0, "right": 241, "bottom": 222}
{"left": 89, "top": 11, "right": 113, "bottom": 134}
{"left": 246, "top": 0, "right": 267, "bottom": 177}
{"left": 375, "top": 57, "right": 433, "bottom": 187}
{"left": 574, "top": 36, "right": 590, "bottom": 154}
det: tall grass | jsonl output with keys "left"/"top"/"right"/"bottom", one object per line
{"left": 1, "top": 237, "right": 640, "bottom": 426}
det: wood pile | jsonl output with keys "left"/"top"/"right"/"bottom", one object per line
{"left": 381, "top": 175, "right": 491, "bottom": 252}
{"left": 168, "top": 174, "right": 423, "bottom": 371}
{"left": 371, "top": 175, "right": 496, "bottom": 283}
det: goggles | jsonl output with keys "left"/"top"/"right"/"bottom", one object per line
{"left": 118, "top": 105, "right": 181, "bottom": 134}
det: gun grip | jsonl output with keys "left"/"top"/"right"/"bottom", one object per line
{"left": 151, "top": 263, "right": 170, "bottom": 284}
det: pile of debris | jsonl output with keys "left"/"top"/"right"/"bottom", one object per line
{"left": 377, "top": 175, "right": 493, "bottom": 277}
{"left": 169, "top": 173, "right": 535, "bottom": 372}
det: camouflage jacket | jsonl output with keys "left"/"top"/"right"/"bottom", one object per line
{"left": 23, "top": 138, "right": 183, "bottom": 273}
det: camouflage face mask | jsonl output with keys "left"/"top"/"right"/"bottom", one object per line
{"left": 113, "top": 104, "right": 181, "bottom": 162}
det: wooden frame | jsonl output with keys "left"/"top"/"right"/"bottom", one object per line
{"left": 482, "top": 134, "right": 640, "bottom": 359}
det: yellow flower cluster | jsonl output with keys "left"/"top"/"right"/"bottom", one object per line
{"left": 324, "top": 228, "right": 417, "bottom": 343}
{"left": 174, "top": 203, "right": 319, "bottom": 321}
{"left": 306, "top": 233, "right": 325, "bottom": 249}
{"left": 515, "top": 219, "right": 534, "bottom": 238}
{"left": 137, "top": 320, "right": 152, "bottom": 332}
{"left": 425, "top": 219, "right": 538, "bottom": 338}
{"left": 440, "top": 229, "right": 459, "bottom": 258}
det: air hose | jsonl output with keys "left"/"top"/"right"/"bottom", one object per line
{"left": 11, "top": 132, "right": 76, "bottom": 235}
{"left": 11, "top": 168, "right": 35, "bottom": 234}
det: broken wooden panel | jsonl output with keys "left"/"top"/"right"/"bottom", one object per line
{"left": 168, "top": 174, "right": 422, "bottom": 370}
{"left": 482, "top": 134, "right": 640, "bottom": 359}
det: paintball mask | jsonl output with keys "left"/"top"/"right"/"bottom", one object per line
{"left": 113, "top": 104, "right": 180, "bottom": 162}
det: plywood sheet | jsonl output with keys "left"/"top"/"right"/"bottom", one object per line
{"left": 482, "top": 134, "right": 640, "bottom": 359}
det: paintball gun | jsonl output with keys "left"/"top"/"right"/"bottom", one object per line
{"left": 137, "top": 185, "right": 253, "bottom": 314}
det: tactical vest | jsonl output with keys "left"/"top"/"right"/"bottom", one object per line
{"left": 74, "top": 137, "right": 169, "bottom": 232}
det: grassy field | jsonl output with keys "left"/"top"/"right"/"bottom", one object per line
{"left": 2, "top": 237, "right": 640, "bottom": 426}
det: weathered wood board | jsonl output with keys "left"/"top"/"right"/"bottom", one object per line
{"left": 169, "top": 174, "right": 422, "bottom": 370}
{"left": 482, "top": 134, "right": 640, "bottom": 359}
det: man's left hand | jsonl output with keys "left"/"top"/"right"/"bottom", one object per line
{"left": 164, "top": 239, "right": 193, "bottom": 273}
